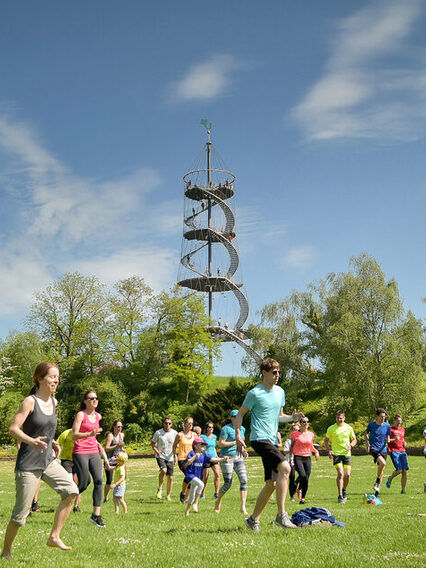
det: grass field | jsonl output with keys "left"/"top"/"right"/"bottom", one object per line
{"left": 0, "top": 456, "right": 424, "bottom": 567}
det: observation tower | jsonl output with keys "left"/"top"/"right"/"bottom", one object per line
{"left": 177, "top": 121, "right": 261, "bottom": 363}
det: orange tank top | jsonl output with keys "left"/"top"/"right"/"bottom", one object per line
{"left": 177, "top": 431, "right": 196, "bottom": 460}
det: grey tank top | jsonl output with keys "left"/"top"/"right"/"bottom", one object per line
{"left": 107, "top": 432, "right": 124, "bottom": 459}
{"left": 15, "top": 395, "right": 57, "bottom": 472}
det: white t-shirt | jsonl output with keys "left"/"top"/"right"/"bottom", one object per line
{"left": 152, "top": 428, "right": 178, "bottom": 461}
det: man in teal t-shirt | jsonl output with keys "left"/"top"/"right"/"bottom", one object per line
{"left": 234, "top": 357, "right": 303, "bottom": 532}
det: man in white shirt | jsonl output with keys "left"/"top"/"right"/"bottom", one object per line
{"left": 151, "top": 418, "right": 178, "bottom": 500}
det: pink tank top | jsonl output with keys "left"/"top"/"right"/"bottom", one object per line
{"left": 72, "top": 411, "right": 101, "bottom": 454}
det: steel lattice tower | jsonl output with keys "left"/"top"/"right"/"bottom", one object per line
{"left": 177, "top": 123, "right": 261, "bottom": 363}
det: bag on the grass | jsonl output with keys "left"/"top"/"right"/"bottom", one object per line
{"left": 290, "top": 507, "right": 346, "bottom": 527}
{"left": 364, "top": 493, "right": 383, "bottom": 505}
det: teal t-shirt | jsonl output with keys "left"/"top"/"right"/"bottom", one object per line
{"left": 201, "top": 434, "right": 217, "bottom": 458}
{"left": 219, "top": 423, "right": 245, "bottom": 457}
{"left": 243, "top": 384, "right": 285, "bottom": 444}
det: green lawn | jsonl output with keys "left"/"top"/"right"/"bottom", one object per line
{"left": 0, "top": 456, "right": 424, "bottom": 567}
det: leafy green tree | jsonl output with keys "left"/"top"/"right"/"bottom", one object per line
{"left": 28, "top": 272, "right": 108, "bottom": 372}
{"left": 108, "top": 276, "right": 153, "bottom": 365}
{"left": 246, "top": 254, "right": 424, "bottom": 423}
{"left": 0, "top": 331, "right": 49, "bottom": 393}
{"left": 148, "top": 288, "right": 221, "bottom": 404}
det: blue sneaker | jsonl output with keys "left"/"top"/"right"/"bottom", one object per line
{"left": 401, "top": 489, "right": 406, "bottom": 494}
{"left": 386, "top": 476, "right": 392, "bottom": 489}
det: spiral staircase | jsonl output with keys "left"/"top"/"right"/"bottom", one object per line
{"left": 177, "top": 126, "right": 261, "bottom": 364}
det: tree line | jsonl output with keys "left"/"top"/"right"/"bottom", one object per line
{"left": 0, "top": 254, "right": 424, "bottom": 447}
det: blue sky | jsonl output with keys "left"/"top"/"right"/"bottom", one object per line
{"left": 0, "top": 0, "right": 425, "bottom": 376}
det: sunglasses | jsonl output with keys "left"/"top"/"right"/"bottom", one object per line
{"left": 300, "top": 420, "right": 310, "bottom": 424}
{"left": 87, "top": 396, "right": 98, "bottom": 401}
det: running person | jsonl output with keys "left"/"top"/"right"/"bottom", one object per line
{"left": 72, "top": 390, "right": 110, "bottom": 528}
{"left": 324, "top": 411, "right": 357, "bottom": 503}
{"left": 1, "top": 362, "right": 78, "bottom": 560}
{"left": 104, "top": 420, "right": 125, "bottom": 502}
{"left": 183, "top": 438, "right": 228, "bottom": 516}
{"left": 364, "top": 408, "right": 391, "bottom": 496}
{"left": 290, "top": 417, "right": 319, "bottom": 504}
{"left": 151, "top": 417, "right": 178, "bottom": 500}
{"left": 386, "top": 414, "right": 409, "bottom": 494}
{"left": 172, "top": 417, "right": 196, "bottom": 502}
{"left": 235, "top": 358, "right": 303, "bottom": 531}
{"left": 214, "top": 410, "right": 248, "bottom": 514}
{"left": 200, "top": 421, "right": 221, "bottom": 499}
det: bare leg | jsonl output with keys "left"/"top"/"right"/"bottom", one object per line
{"left": 158, "top": 468, "right": 166, "bottom": 490}
{"left": 113, "top": 496, "right": 120, "bottom": 514}
{"left": 120, "top": 498, "right": 127, "bottom": 513}
{"left": 166, "top": 475, "right": 173, "bottom": 497}
{"left": 401, "top": 470, "right": 407, "bottom": 491}
{"left": 214, "top": 492, "right": 223, "bottom": 513}
{"left": 46, "top": 494, "right": 75, "bottom": 551}
{"left": 1, "top": 521, "right": 20, "bottom": 560}
{"left": 343, "top": 470, "right": 351, "bottom": 490}
{"left": 252, "top": 480, "right": 276, "bottom": 521}
{"left": 240, "top": 490, "right": 248, "bottom": 514}
{"left": 213, "top": 465, "right": 220, "bottom": 495}
{"left": 376, "top": 456, "right": 386, "bottom": 487}
{"left": 336, "top": 468, "right": 344, "bottom": 495}
{"left": 275, "top": 461, "right": 290, "bottom": 516}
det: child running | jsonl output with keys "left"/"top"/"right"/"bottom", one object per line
{"left": 110, "top": 452, "right": 128, "bottom": 514}
{"left": 183, "top": 438, "right": 228, "bottom": 516}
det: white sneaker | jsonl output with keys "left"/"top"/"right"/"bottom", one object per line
{"left": 373, "top": 482, "right": 380, "bottom": 493}
{"left": 272, "top": 512, "right": 297, "bottom": 529}
{"left": 244, "top": 516, "right": 260, "bottom": 532}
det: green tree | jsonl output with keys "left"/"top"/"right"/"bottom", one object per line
{"left": 0, "top": 331, "right": 49, "bottom": 393}
{"left": 136, "top": 288, "right": 221, "bottom": 404}
{"left": 28, "top": 272, "right": 108, "bottom": 372}
{"left": 108, "top": 276, "right": 153, "bottom": 365}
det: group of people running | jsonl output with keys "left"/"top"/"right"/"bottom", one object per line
{"left": 1, "top": 358, "right": 423, "bottom": 559}
{"left": 1, "top": 362, "right": 129, "bottom": 560}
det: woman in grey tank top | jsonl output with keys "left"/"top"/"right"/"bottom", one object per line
{"left": 1, "top": 363, "right": 78, "bottom": 561}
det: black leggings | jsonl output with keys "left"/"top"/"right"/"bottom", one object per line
{"left": 73, "top": 452, "right": 104, "bottom": 507}
{"left": 289, "top": 464, "right": 297, "bottom": 498}
{"left": 294, "top": 455, "right": 312, "bottom": 499}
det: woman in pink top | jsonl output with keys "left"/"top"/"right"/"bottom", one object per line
{"left": 72, "top": 390, "right": 109, "bottom": 528}
{"left": 290, "top": 417, "right": 319, "bottom": 504}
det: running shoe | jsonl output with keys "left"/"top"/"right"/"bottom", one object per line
{"left": 373, "top": 482, "right": 380, "bottom": 493}
{"left": 272, "top": 512, "right": 297, "bottom": 529}
{"left": 73, "top": 505, "right": 80, "bottom": 513}
{"left": 200, "top": 495, "right": 205, "bottom": 500}
{"left": 89, "top": 514, "right": 106, "bottom": 528}
{"left": 213, "top": 493, "right": 219, "bottom": 499}
{"left": 338, "top": 495, "right": 344, "bottom": 504}
{"left": 299, "top": 499, "right": 305, "bottom": 505}
{"left": 156, "top": 488, "right": 162, "bottom": 500}
{"left": 401, "top": 489, "right": 406, "bottom": 494}
{"left": 31, "top": 501, "right": 40, "bottom": 513}
{"left": 179, "top": 492, "right": 185, "bottom": 503}
{"left": 166, "top": 495, "right": 171, "bottom": 501}
{"left": 386, "top": 476, "right": 392, "bottom": 489}
{"left": 244, "top": 516, "right": 260, "bottom": 532}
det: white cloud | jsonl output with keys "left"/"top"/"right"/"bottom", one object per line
{"left": 281, "top": 245, "right": 317, "bottom": 271}
{"left": 170, "top": 54, "right": 238, "bottom": 102}
{"left": 292, "top": 0, "right": 426, "bottom": 141}
{"left": 66, "top": 247, "right": 177, "bottom": 293}
{"left": 0, "top": 115, "right": 180, "bottom": 326}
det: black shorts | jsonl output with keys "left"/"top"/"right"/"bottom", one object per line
{"left": 370, "top": 450, "right": 387, "bottom": 464}
{"left": 332, "top": 455, "right": 352, "bottom": 468}
{"left": 251, "top": 439, "right": 285, "bottom": 482}
{"left": 156, "top": 457, "right": 174, "bottom": 476}
{"left": 61, "top": 459, "right": 75, "bottom": 475}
